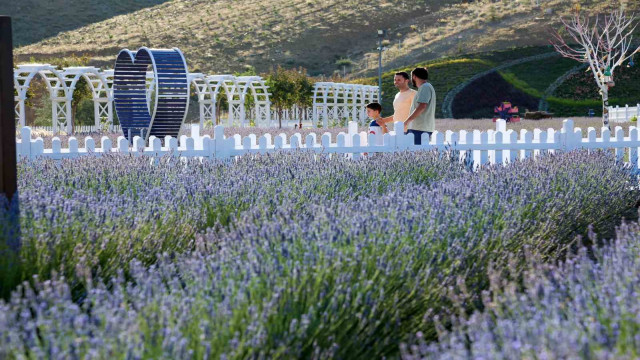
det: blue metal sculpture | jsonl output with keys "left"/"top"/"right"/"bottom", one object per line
{"left": 113, "top": 47, "right": 189, "bottom": 142}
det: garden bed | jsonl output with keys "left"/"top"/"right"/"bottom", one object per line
{"left": 0, "top": 150, "right": 638, "bottom": 358}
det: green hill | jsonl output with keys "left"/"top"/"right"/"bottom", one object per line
{"left": 10, "top": 0, "right": 628, "bottom": 76}
{"left": 0, "top": 0, "right": 171, "bottom": 47}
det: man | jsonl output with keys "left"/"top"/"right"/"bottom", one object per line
{"left": 404, "top": 67, "right": 435, "bottom": 145}
{"left": 376, "top": 72, "right": 416, "bottom": 132}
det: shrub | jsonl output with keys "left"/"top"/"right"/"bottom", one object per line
{"left": 402, "top": 219, "right": 640, "bottom": 360}
{"left": 0, "top": 150, "right": 636, "bottom": 358}
{"left": 0, "top": 151, "right": 468, "bottom": 299}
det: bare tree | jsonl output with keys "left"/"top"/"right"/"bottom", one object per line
{"left": 550, "top": 8, "right": 640, "bottom": 129}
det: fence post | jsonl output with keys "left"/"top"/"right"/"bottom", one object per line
{"left": 630, "top": 127, "right": 639, "bottom": 170}
{"left": 561, "top": 119, "right": 575, "bottom": 152}
{"left": 625, "top": 105, "right": 630, "bottom": 122}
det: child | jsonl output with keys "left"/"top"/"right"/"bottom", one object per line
{"left": 366, "top": 102, "right": 387, "bottom": 135}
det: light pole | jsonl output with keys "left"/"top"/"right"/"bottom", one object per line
{"left": 377, "top": 29, "right": 386, "bottom": 104}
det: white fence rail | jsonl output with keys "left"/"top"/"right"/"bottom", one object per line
{"left": 608, "top": 104, "right": 640, "bottom": 122}
{"left": 15, "top": 120, "right": 640, "bottom": 169}
{"left": 29, "top": 125, "right": 123, "bottom": 134}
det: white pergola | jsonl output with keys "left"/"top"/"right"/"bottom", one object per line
{"left": 14, "top": 64, "right": 69, "bottom": 133}
{"left": 14, "top": 63, "right": 274, "bottom": 132}
{"left": 198, "top": 75, "right": 272, "bottom": 127}
{"left": 206, "top": 74, "right": 238, "bottom": 126}
{"left": 235, "top": 76, "right": 271, "bottom": 127}
{"left": 62, "top": 67, "right": 113, "bottom": 130}
{"left": 101, "top": 69, "right": 115, "bottom": 129}
{"left": 188, "top": 73, "right": 215, "bottom": 128}
{"left": 15, "top": 65, "right": 114, "bottom": 133}
{"left": 312, "top": 82, "right": 379, "bottom": 127}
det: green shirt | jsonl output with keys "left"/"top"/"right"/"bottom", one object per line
{"left": 408, "top": 82, "right": 436, "bottom": 132}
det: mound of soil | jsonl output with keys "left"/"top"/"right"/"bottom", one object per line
{"left": 452, "top": 72, "right": 539, "bottom": 119}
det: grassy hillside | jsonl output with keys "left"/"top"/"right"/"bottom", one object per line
{"left": 0, "top": 0, "right": 171, "bottom": 47}
{"left": 12, "top": 0, "right": 443, "bottom": 74}
{"left": 11, "top": 0, "right": 631, "bottom": 76}
{"left": 498, "top": 56, "right": 577, "bottom": 98}
{"left": 353, "top": 46, "right": 551, "bottom": 118}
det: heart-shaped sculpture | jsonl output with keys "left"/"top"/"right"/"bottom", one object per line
{"left": 113, "top": 47, "right": 189, "bottom": 142}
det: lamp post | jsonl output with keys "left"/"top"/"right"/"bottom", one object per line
{"left": 377, "top": 29, "right": 386, "bottom": 104}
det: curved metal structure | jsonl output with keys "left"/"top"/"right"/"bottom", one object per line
{"left": 113, "top": 47, "right": 189, "bottom": 141}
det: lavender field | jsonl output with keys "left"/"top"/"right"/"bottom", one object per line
{"left": 0, "top": 149, "right": 638, "bottom": 359}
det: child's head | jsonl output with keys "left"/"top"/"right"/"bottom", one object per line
{"left": 366, "top": 102, "right": 382, "bottom": 118}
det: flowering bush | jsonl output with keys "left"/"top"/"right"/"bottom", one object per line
{"left": 401, "top": 220, "right": 640, "bottom": 360}
{"left": 0, "top": 150, "right": 637, "bottom": 359}
{"left": 0, "top": 151, "right": 467, "bottom": 298}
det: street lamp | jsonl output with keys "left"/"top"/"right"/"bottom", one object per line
{"left": 377, "top": 29, "right": 386, "bottom": 103}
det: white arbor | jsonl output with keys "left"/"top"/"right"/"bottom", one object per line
{"left": 312, "top": 82, "right": 379, "bottom": 127}
{"left": 101, "top": 69, "right": 115, "bottom": 129}
{"left": 235, "top": 76, "right": 271, "bottom": 127}
{"left": 188, "top": 73, "right": 215, "bottom": 128}
{"left": 207, "top": 74, "right": 238, "bottom": 126}
{"left": 15, "top": 65, "right": 114, "bottom": 133}
{"left": 14, "top": 64, "right": 274, "bottom": 131}
{"left": 62, "top": 67, "right": 113, "bottom": 130}
{"left": 14, "top": 64, "right": 69, "bottom": 133}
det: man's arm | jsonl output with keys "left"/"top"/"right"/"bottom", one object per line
{"left": 404, "top": 103, "right": 427, "bottom": 128}
{"left": 377, "top": 115, "right": 394, "bottom": 124}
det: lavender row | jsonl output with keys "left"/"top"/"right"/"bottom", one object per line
{"left": 0, "top": 151, "right": 466, "bottom": 297}
{"left": 0, "top": 150, "right": 637, "bottom": 359}
{"left": 402, "top": 220, "right": 640, "bottom": 360}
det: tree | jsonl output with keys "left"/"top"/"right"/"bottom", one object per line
{"left": 265, "top": 67, "right": 313, "bottom": 128}
{"left": 550, "top": 8, "right": 640, "bottom": 129}
{"left": 335, "top": 58, "right": 354, "bottom": 78}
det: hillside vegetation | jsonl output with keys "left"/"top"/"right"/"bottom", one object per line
{"left": 10, "top": 0, "right": 634, "bottom": 76}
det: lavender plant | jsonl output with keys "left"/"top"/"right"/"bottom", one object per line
{"left": 0, "top": 151, "right": 466, "bottom": 298}
{"left": 401, "top": 220, "right": 640, "bottom": 360}
{"left": 0, "top": 150, "right": 636, "bottom": 359}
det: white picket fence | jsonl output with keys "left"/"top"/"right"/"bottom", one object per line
{"left": 29, "top": 125, "right": 123, "bottom": 134}
{"left": 14, "top": 120, "right": 640, "bottom": 169}
{"left": 608, "top": 104, "right": 640, "bottom": 122}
